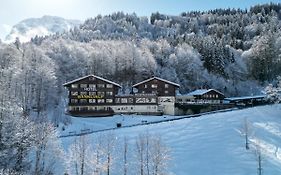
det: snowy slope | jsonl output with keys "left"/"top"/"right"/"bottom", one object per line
{"left": 4, "top": 15, "right": 81, "bottom": 43}
{"left": 61, "top": 105, "right": 281, "bottom": 175}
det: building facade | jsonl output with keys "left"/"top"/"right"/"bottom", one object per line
{"left": 63, "top": 75, "right": 122, "bottom": 116}
{"left": 64, "top": 75, "right": 180, "bottom": 117}
{"left": 132, "top": 77, "right": 180, "bottom": 115}
{"left": 176, "top": 89, "right": 225, "bottom": 104}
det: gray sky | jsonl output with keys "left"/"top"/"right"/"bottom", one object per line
{"left": 0, "top": 0, "right": 280, "bottom": 40}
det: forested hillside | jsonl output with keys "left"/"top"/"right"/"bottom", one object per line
{"left": 30, "top": 3, "right": 281, "bottom": 94}
{"left": 1, "top": 3, "right": 281, "bottom": 121}
{"left": 1, "top": 3, "right": 281, "bottom": 174}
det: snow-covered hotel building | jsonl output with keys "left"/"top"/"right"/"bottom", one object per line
{"left": 63, "top": 75, "right": 180, "bottom": 117}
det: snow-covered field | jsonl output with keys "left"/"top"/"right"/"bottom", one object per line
{"left": 60, "top": 114, "right": 182, "bottom": 137}
{"left": 61, "top": 104, "right": 281, "bottom": 175}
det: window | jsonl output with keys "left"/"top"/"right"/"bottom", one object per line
{"left": 71, "top": 99, "right": 78, "bottom": 103}
{"left": 121, "top": 98, "right": 128, "bottom": 103}
{"left": 106, "top": 84, "right": 113, "bottom": 88}
{"left": 89, "top": 92, "right": 96, "bottom": 95}
{"left": 85, "top": 84, "right": 97, "bottom": 91}
{"left": 97, "top": 84, "right": 105, "bottom": 88}
{"left": 80, "top": 84, "right": 87, "bottom": 88}
{"left": 79, "top": 99, "right": 87, "bottom": 103}
{"left": 165, "top": 90, "right": 169, "bottom": 94}
{"left": 89, "top": 99, "right": 96, "bottom": 103}
{"left": 97, "top": 99, "right": 105, "bottom": 103}
{"left": 165, "top": 84, "right": 169, "bottom": 88}
{"left": 71, "top": 91, "right": 78, "bottom": 96}
{"left": 89, "top": 76, "right": 95, "bottom": 81}
{"left": 106, "top": 99, "right": 113, "bottom": 103}
{"left": 128, "top": 98, "right": 134, "bottom": 103}
{"left": 145, "top": 98, "right": 151, "bottom": 103}
{"left": 71, "top": 84, "right": 78, "bottom": 88}
{"left": 144, "top": 84, "right": 148, "bottom": 88}
{"left": 89, "top": 84, "right": 96, "bottom": 88}
{"left": 88, "top": 106, "right": 95, "bottom": 111}
{"left": 151, "top": 98, "right": 156, "bottom": 103}
{"left": 136, "top": 98, "right": 145, "bottom": 103}
{"left": 97, "top": 91, "right": 105, "bottom": 97}
{"left": 151, "top": 84, "right": 157, "bottom": 88}
{"left": 121, "top": 107, "right": 127, "bottom": 110}
{"left": 80, "top": 92, "right": 87, "bottom": 95}
{"left": 106, "top": 91, "right": 113, "bottom": 96}
{"left": 115, "top": 98, "right": 120, "bottom": 103}
{"left": 216, "top": 94, "right": 218, "bottom": 98}
{"left": 69, "top": 106, "right": 79, "bottom": 111}
{"left": 79, "top": 107, "right": 88, "bottom": 111}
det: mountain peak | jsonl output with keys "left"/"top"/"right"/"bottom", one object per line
{"left": 4, "top": 15, "right": 81, "bottom": 43}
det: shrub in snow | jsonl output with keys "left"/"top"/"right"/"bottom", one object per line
{"left": 265, "top": 76, "right": 281, "bottom": 103}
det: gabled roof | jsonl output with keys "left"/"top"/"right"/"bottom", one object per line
{"left": 186, "top": 89, "right": 224, "bottom": 96}
{"left": 63, "top": 75, "right": 122, "bottom": 88}
{"left": 132, "top": 77, "right": 180, "bottom": 87}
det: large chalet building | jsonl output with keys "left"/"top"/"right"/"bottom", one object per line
{"left": 63, "top": 75, "right": 122, "bottom": 116}
{"left": 63, "top": 75, "right": 180, "bottom": 117}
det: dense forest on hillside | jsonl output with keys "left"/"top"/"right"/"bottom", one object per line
{"left": 1, "top": 3, "right": 281, "bottom": 114}
{"left": 33, "top": 3, "right": 281, "bottom": 94}
{"left": 1, "top": 3, "right": 281, "bottom": 174}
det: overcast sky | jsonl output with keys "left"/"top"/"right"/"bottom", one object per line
{"left": 0, "top": 0, "right": 280, "bottom": 40}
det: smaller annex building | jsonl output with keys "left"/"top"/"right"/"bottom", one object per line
{"left": 63, "top": 75, "right": 180, "bottom": 117}
{"left": 132, "top": 77, "right": 180, "bottom": 115}
{"left": 176, "top": 89, "right": 225, "bottom": 104}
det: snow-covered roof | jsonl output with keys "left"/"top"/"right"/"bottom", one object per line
{"left": 63, "top": 74, "right": 122, "bottom": 88}
{"left": 224, "top": 95, "right": 266, "bottom": 101}
{"left": 132, "top": 77, "right": 180, "bottom": 87}
{"left": 186, "top": 89, "right": 224, "bottom": 96}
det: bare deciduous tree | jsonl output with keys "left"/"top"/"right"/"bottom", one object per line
{"left": 135, "top": 133, "right": 171, "bottom": 175}
{"left": 150, "top": 136, "right": 170, "bottom": 175}
{"left": 240, "top": 117, "right": 252, "bottom": 150}
{"left": 136, "top": 134, "right": 145, "bottom": 175}
{"left": 123, "top": 136, "right": 128, "bottom": 175}
{"left": 67, "top": 135, "right": 88, "bottom": 175}
{"left": 254, "top": 140, "right": 263, "bottom": 175}
{"left": 103, "top": 132, "right": 116, "bottom": 175}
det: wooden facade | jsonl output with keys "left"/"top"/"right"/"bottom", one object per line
{"left": 63, "top": 75, "right": 233, "bottom": 117}
{"left": 64, "top": 75, "right": 180, "bottom": 117}
{"left": 178, "top": 89, "right": 225, "bottom": 104}
{"left": 132, "top": 77, "right": 180, "bottom": 96}
{"left": 63, "top": 75, "right": 121, "bottom": 116}
{"left": 133, "top": 77, "right": 180, "bottom": 115}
